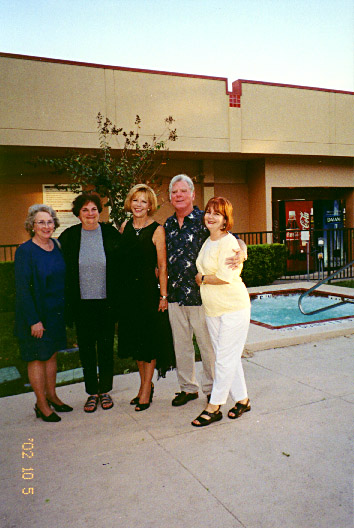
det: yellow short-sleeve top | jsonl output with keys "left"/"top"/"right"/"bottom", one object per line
{"left": 196, "top": 233, "right": 250, "bottom": 317}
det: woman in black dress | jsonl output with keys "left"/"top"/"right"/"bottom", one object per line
{"left": 119, "top": 184, "right": 174, "bottom": 411}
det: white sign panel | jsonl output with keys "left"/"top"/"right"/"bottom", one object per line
{"left": 300, "top": 230, "right": 310, "bottom": 241}
{"left": 42, "top": 184, "right": 81, "bottom": 236}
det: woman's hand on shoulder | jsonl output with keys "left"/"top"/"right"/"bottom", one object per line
{"left": 31, "top": 322, "right": 45, "bottom": 339}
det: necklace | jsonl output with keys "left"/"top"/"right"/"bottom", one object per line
{"left": 132, "top": 219, "right": 149, "bottom": 236}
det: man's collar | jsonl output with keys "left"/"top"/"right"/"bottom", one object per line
{"left": 173, "top": 205, "right": 201, "bottom": 223}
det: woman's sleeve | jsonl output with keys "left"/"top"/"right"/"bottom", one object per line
{"left": 14, "top": 247, "right": 41, "bottom": 327}
{"left": 215, "top": 236, "right": 240, "bottom": 283}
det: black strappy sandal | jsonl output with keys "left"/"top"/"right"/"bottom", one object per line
{"left": 191, "top": 407, "right": 223, "bottom": 427}
{"left": 228, "top": 399, "right": 251, "bottom": 419}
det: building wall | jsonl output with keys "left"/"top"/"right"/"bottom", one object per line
{"left": 246, "top": 160, "right": 266, "bottom": 232}
{"left": 1, "top": 54, "right": 354, "bottom": 157}
{"left": 239, "top": 82, "right": 354, "bottom": 157}
{"left": 0, "top": 154, "right": 209, "bottom": 244}
{"left": 0, "top": 55, "right": 231, "bottom": 153}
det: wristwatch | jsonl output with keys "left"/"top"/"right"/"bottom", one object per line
{"left": 201, "top": 275, "right": 206, "bottom": 285}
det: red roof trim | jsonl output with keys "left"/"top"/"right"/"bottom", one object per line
{"left": 232, "top": 78, "right": 354, "bottom": 96}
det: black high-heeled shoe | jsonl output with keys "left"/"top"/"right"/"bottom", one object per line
{"left": 130, "top": 395, "right": 139, "bottom": 406}
{"left": 135, "top": 382, "right": 154, "bottom": 412}
{"left": 35, "top": 404, "right": 61, "bottom": 422}
{"left": 130, "top": 382, "right": 154, "bottom": 405}
{"left": 135, "top": 401, "right": 150, "bottom": 412}
{"left": 47, "top": 399, "right": 73, "bottom": 412}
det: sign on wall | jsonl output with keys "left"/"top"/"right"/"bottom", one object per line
{"left": 42, "top": 185, "right": 81, "bottom": 236}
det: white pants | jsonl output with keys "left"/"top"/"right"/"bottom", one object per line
{"left": 206, "top": 308, "right": 250, "bottom": 405}
{"left": 168, "top": 303, "right": 215, "bottom": 394}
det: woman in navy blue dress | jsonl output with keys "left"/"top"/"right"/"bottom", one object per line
{"left": 15, "top": 205, "right": 72, "bottom": 422}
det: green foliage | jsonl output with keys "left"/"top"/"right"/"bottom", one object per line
{"left": 328, "top": 279, "right": 354, "bottom": 288}
{"left": 241, "top": 244, "right": 287, "bottom": 287}
{"left": 0, "top": 262, "right": 15, "bottom": 313}
{"left": 36, "top": 113, "right": 177, "bottom": 226}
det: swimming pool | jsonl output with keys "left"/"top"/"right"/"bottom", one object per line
{"left": 250, "top": 288, "right": 354, "bottom": 329}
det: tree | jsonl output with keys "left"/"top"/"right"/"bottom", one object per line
{"left": 37, "top": 113, "right": 177, "bottom": 226}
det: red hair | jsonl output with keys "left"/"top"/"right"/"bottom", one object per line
{"left": 204, "top": 196, "right": 234, "bottom": 231}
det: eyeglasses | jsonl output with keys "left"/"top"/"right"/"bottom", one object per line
{"left": 34, "top": 220, "right": 55, "bottom": 227}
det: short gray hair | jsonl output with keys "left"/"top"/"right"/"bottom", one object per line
{"left": 24, "top": 204, "right": 60, "bottom": 236}
{"left": 169, "top": 174, "right": 194, "bottom": 200}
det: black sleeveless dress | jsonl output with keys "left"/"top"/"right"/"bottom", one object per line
{"left": 117, "top": 219, "right": 175, "bottom": 377}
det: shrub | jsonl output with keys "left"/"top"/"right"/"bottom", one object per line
{"left": 241, "top": 244, "right": 287, "bottom": 287}
{"left": 0, "top": 262, "right": 15, "bottom": 313}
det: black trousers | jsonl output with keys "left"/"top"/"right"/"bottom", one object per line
{"left": 75, "top": 299, "right": 115, "bottom": 395}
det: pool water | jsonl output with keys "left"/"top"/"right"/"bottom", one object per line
{"left": 250, "top": 291, "right": 354, "bottom": 329}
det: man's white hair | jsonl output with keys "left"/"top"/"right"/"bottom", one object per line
{"left": 169, "top": 174, "right": 194, "bottom": 200}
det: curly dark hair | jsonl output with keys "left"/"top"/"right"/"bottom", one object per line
{"left": 72, "top": 193, "right": 102, "bottom": 217}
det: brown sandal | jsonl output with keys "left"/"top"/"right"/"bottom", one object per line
{"left": 99, "top": 393, "right": 114, "bottom": 410}
{"left": 84, "top": 395, "right": 99, "bottom": 413}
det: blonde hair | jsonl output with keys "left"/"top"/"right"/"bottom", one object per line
{"left": 124, "top": 184, "right": 157, "bottom": 215}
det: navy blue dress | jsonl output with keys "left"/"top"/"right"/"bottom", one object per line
{"left": 14, "top": 239, "right": 66, "bottom": 361}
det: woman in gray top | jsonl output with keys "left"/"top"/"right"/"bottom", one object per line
{"left": 59, "top": 193, "right": 121, "bottom": 413}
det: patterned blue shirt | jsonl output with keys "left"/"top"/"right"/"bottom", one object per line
{"left": 164, "top": 206, "right": 209, "bottom": 306}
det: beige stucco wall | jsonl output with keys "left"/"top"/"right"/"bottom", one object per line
{"left": 1, "top": 55, "right": 354, "bottom": 157}
{"left": 246, "top": 160, "right": 267, "bottom": 232}
{"left": 0, "top": 56, "right": 231, "bottom": 153}
{"left": 240, "top": 83, "right": 354, "bottom": 157}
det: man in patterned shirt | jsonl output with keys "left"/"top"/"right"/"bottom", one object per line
{"left": 165, "top": 174, "right": 246, "bottom": 406}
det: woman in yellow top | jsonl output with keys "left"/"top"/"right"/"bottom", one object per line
{"left": 192, "top": 196, "right": 251, "bottom": 427}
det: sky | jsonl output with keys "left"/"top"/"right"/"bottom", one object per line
{"left": 0, "top": 0, "right": 353, "bottom": 92}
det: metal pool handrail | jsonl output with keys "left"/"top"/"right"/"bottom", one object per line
{"left": 298, "top": 259, "right": 354, "bottom": 316}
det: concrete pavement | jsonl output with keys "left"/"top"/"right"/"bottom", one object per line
{"left": 1, "top": 334, "right": 353, "bottom": 528}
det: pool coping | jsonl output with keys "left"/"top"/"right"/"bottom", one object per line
{"left": 245, "top": 281, "right": 354, "bottom": 352}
